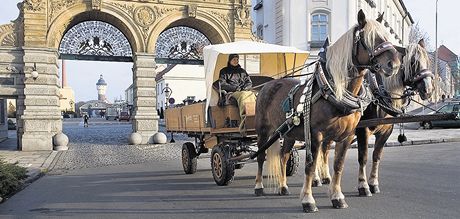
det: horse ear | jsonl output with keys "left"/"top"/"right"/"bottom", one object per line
{"left": 376, "top": 12, "right": 384, "bottom": 23}
{"left": 418, "top": 39, "right": 426, "bottom": 48}
{"left": 358, "top": 9, "right": 367, "bottom": 28}
{"left": 395, "top": 46, "right": 406, "bottom": 56}
{"left": 323, "top": 37, "right": 330, "bottom": 48}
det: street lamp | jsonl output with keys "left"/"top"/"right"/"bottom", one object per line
{"left": 434, "top": 0, "right": 439, "bottom": 107}
{"left": 162, "top": 83, "right": 172, "bottom": 108}
{"left": 31, "top": 62, "right": 38, "bottom": 80}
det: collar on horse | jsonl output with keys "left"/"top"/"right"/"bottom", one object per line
{"left": 366, "top": 73, "right": 403, "bottom": 117}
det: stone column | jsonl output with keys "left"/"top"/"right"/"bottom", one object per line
{"left": 19, "top": 48, "right": 61, "bottom": 151}
{"left": 132, "top": 52, "right": 159, "bottom": 144}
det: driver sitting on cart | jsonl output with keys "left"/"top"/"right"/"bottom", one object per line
{"left": 218, "top": 54, "right": 257, "bottom": 132}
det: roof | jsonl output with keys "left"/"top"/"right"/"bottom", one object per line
{"left": 438, "top": 45, "right": 458, "bottom": 62}
{"left": 203, "top": 41, "right": 309, "bottom": 55}
{"left": 96, "top": 74, "right": 107, "bottom": 85}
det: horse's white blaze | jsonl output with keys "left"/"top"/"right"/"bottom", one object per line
{"left": 424, "top": 77, "right": 433, "bottom": 94}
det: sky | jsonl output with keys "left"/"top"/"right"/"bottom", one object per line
{"left": 0, "top": 0, "right": 459, "bottom": 101}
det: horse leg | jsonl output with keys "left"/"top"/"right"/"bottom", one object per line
{"left": 356, "top": 127, "right": 372, "bottom": 197}
{"left": 301, "top": 134, "right": 321, "bottom": 213}
{"left": 319, "top": 141, "right": 332, "bottom": 185}
{"left": 369, "top": 127, "right": 392, "bottom": 194}
{"left": 329, "top": 136, "right": 353, "bottom": 209}
{"left": 255, "top": 132, "right": 268, "bottom": 196}
{"left": 279, "top": 138, "right": 295, "bottom": 195}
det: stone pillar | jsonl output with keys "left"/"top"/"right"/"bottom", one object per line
{"left": 132, "top": 53, "right": 159, "bottom": 144}
{"left": 19, "top": 48, "right": 61, "bottom": 151}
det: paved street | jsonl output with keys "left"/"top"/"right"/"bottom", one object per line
{"left": 0, "top": 119, "right": 459, "bottom": 218}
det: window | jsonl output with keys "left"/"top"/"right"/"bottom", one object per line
{"left": 311, "top": 13, "right": 329, "bottom": 46}
{"left": 256, "top": 24, "right": 264, "bottom": 39}
{"left": 241, "top": 54, "right": 260, "bottom": 75}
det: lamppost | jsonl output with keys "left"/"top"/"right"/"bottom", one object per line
{"left": 69, "top": 100, "right": 75, "bottom": 112}
{"left": 161, "top": 83, "right": 175, "bottom": 143}
{"left": 162, "top": 83, "right": 172, "bottom": 108}
{"left": 434, "top": 0, "right": 439, "bottom": 107}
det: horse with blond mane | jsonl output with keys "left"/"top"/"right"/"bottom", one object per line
{"left": 254, "top": 10, "right": 400, "bottom": 212}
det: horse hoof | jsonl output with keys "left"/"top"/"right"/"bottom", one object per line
{"left": 312, "top": 179, "right": 323, "bottom": 187}
{"left": 321, "top": 178, "right": 331, "bottom": 185}
{"left": 279, "top": 187, "right": 290, "bottom": 196}
{"left": 302, "top": 203, "right": 319, "bottom": 213}
{"left": 255, "top": 188, "right": 265, "bottom": 196}
{"left": 331, "top": 199, "right": 349, "bottom": 209}
{"left": 358, "top": 188, "right": 372, "bottom": 197}
{"left": 369, "top": 185, "right": 380, "bottom": 194}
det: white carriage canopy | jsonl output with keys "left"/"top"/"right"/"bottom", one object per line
{"left": 203, "top": 41, "right": 310, "bottom": 112}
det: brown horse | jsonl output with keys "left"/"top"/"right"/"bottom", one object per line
{"left": 316, "top": 39, "right": 434, "bottom": 196}
{"left": 355, "top": 39, "right": 433, "bottom": 196}
{"left": 254, "top": 10, "right": 400, "bottom": 213}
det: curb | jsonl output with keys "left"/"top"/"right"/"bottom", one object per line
{"left": 351, "top": 137, "right": 460, "bottom": 148}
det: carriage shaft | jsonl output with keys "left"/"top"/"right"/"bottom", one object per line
{"left": 357, "top": 113, "right": 458, "bottom": 128}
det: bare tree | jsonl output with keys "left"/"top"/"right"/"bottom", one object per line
{"left": 409, "top": 22, "right": 432, "bottom": 50}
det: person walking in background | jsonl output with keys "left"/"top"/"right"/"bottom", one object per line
{"left": 83, "top": 114, "right": 89, "bottom": 127}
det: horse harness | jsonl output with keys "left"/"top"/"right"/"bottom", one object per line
{"left": 352, "top": 27, "right": 398, "bottom": 73}
{"left": 278, "top": 27, "right": 399, "bottom": 164}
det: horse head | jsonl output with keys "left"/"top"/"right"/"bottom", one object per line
{"left": 398, "top": 39, "right": 434, "bottom": 100}
{"left": 354, "top": 10, "right": 401, "bottom": 77}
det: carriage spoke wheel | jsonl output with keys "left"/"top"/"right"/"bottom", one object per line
{"left": 286, "top": 148, "right": 300, "bottom": 176}
{"left": 182, "top": 142, "right": 197, "bottom": 174}
{"left": 213, "top": 153, "right": 223, "bottom": 178}
{"left": 211, "top": 144, "right": 235, "bottom": 186}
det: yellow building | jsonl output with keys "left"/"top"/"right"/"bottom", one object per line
{"left": 59, "top": 60, "right": 75, "bottom": 113}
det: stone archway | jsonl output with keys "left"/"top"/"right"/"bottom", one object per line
{"left": 0, "top": 0, "right": 253, "bottom": 150}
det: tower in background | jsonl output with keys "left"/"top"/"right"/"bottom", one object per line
{"left": 96, "top": 74, "right": 108, "bottom": 102}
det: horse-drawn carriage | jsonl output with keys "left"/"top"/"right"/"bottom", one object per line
{"left": 165, "top": 10, "right": 458, "bottom": 213}
{"left": 165, "top": 41, "right": 310, "bottom": 185}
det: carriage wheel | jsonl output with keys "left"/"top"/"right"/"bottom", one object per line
{"left": 182, "top": 142, "right": 197, "bottom": 174}
{"left": 286, "top": 148, "right": 300, "bottom": 176}
{"left": 211, "top": 145, "right": 235, "bottom": 186}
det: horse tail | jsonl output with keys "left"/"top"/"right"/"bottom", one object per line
{"left": 266, "top": 138, "right": 282, "bottom": 191}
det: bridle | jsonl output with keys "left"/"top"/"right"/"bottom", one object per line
{"left": 352, "top": 27, "right": 398, "bottom": 73}
{"left": 404, "top": 68, "right": 434, "bottom": 90}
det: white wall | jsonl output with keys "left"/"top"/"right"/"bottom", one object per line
{"left": 156, "top": 64, "right": 206, "bottom": 109}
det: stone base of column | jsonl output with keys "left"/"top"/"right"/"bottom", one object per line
{"left": 20, "top": 132, "right": 54, "bottom": 151}
{"left": 132, "top": 118, "right": 159, "bottom": 144}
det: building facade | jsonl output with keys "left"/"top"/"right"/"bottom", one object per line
{"left": 437, "top": 45, "right": 459, "bottom": 98}
{"left": 253, "top": 0, "right": 414, "bottom": 59}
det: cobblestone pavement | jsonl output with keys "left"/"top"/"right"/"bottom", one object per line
{"left": 51, "top": 118, "right": 192, "bottom": 173}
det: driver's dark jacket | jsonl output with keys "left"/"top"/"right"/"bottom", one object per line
{"left": 218, "top": 65, "right": 252, "bottom": 92}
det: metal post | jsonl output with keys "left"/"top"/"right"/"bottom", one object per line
{"left": 434, "top": 0, "right": 439, "bottom": 108}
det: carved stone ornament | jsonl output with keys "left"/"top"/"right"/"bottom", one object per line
{"left": 25, "top": 0, "right": 44, "bottom": 12}
{"left": 236, "top": 5, "right": 250, "bottom": 27}
{"left": 134, "top": 6, "right": 156, "bottom": 28}
{"left": 92, "top": 0, "right": 102, "bottom": 11}
{"left": 0, "top": 24, "right": 17, "bottom": 47}
{"left": 186, "top": 4, "right": 197, "bottom": 18}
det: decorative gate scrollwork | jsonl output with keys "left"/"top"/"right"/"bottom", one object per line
{"left": 155, "top": 26, "right": 210, "bottom": 64}
{"left": 59, "top": 21, "right": 132, "bottom": 61}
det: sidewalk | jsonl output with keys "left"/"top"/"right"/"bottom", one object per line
{"left": 0, "top": 132, "right": 58, "bottom": 185}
